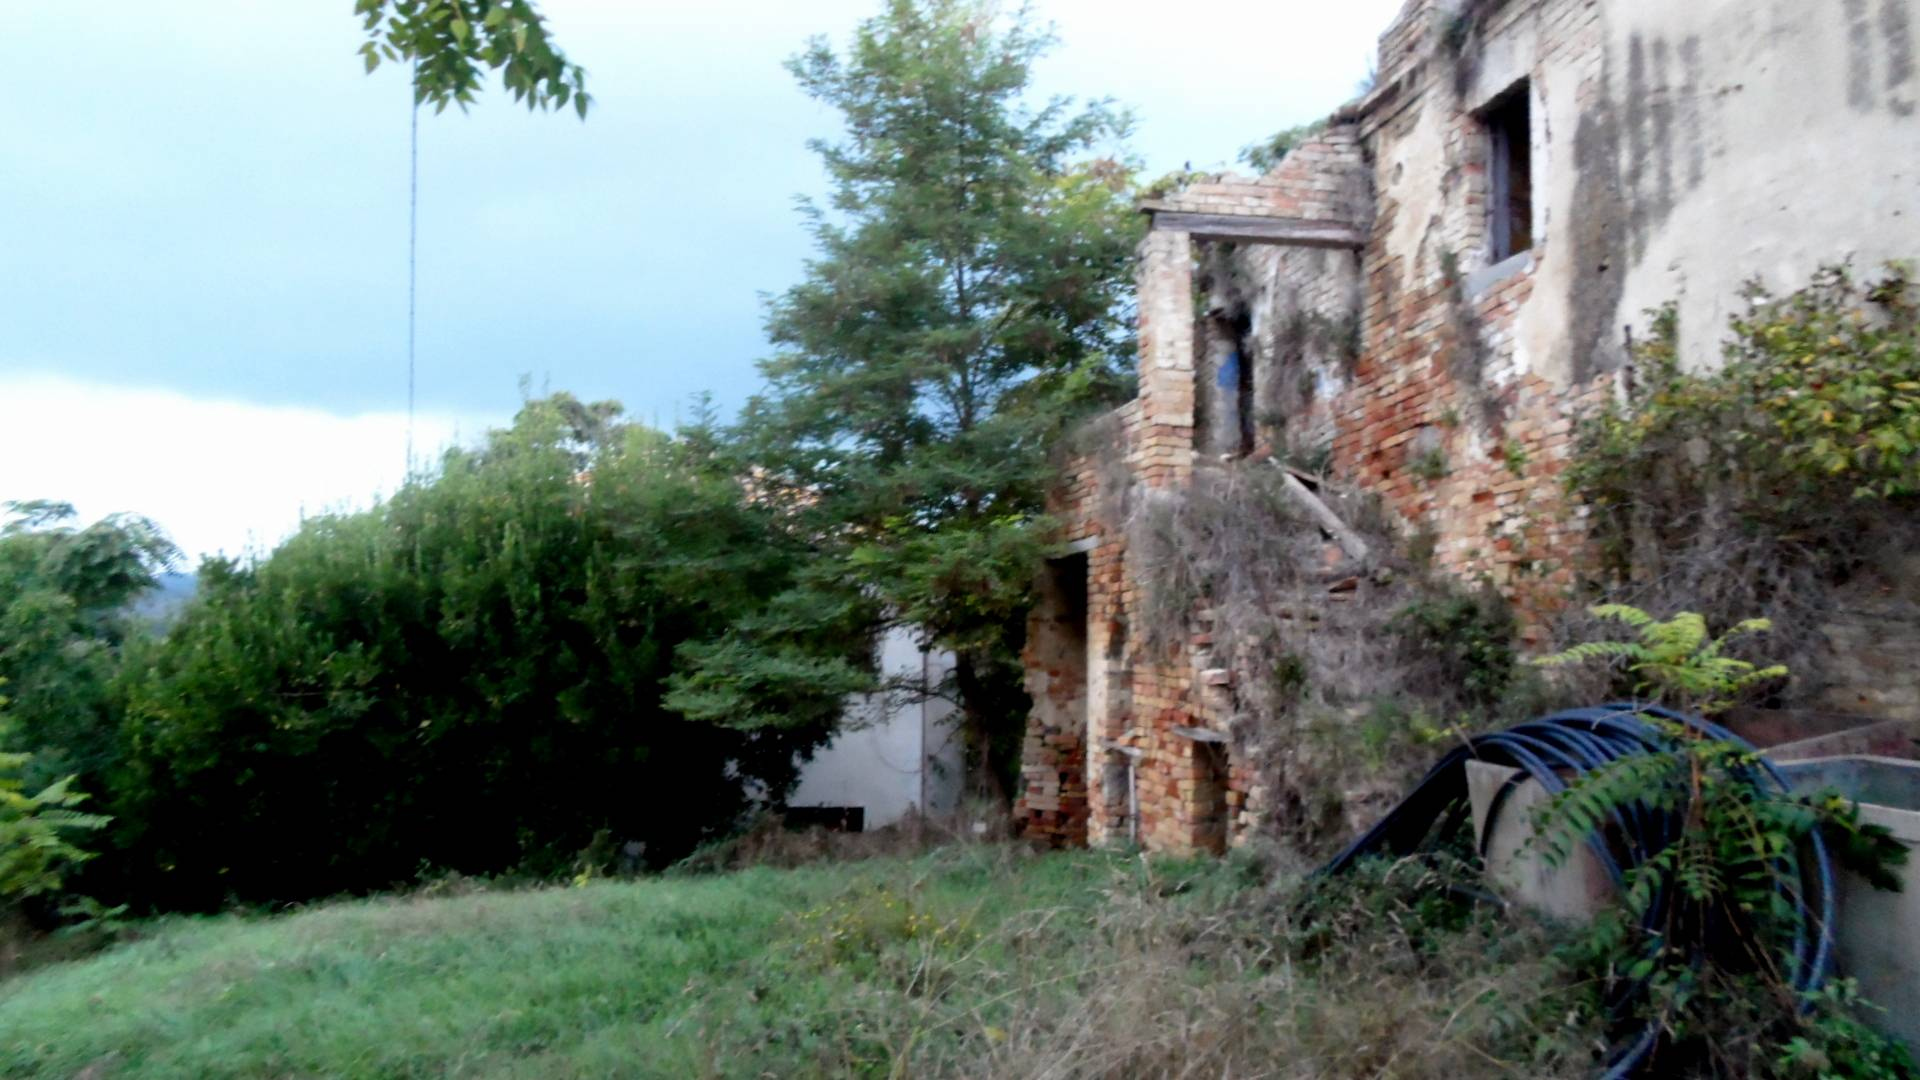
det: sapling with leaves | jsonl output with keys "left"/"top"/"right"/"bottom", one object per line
{"left": 1528, "top": 609, "right": 1913, "bottom": 1076}
{"left": 0, "top": 501, "right": 177, "bottom": 793}
{"left": 729, "top": 0, "right": 1141, "bottom": 795}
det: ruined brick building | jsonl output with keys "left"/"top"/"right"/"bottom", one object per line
{"left": 1014, "top": 0, "right": 1920, "bottom": 852}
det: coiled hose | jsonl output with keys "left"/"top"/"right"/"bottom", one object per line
{"left": 1318, "top": 702, "right": 1836, "bottom": 1078}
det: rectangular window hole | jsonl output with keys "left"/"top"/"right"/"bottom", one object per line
{"left": 1481, "top": 81, "right": 1533, "bottom": 262}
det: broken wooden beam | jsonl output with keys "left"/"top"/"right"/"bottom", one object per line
{"left": 1276, "top": 468, "right": 1372, "bottom": 563}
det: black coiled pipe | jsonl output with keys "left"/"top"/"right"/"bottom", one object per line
{"left": 1318, "top": 702, "right": 1836, "bottom": 1078}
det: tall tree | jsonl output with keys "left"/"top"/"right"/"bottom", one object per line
{"left": 731, "top": 0, "right": 1141, "bottom": 794}
{"left": 0, "top": 503, "right": 176, "bottom": 791}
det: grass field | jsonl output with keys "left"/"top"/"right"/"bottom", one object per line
{"left": 0, "top": 843, "right": 1584, "bottom": 1079}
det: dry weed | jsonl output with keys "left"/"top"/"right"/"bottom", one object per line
{"left": 821, "top": 851, "right": 1598, "bottom": 1079}
{"left": 675, "top": 801, "right": 1014, "bottom": 874}
{"left": 1125, "top": 462, "right": 1522, "bottom": 848}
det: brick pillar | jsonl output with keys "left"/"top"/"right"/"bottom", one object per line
{"left": 1136, "top": 229, "right": 1195, "bottom": 489}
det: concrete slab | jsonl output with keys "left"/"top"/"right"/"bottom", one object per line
{"left": 1779, "top": 756, "right": 1920, "bottom": 1051}
{"left": 1466, "top": 760, "right": 1613, "bottom": 921}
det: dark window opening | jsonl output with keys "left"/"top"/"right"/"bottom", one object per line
{"left": 1483, "top": 82, "right": 1533, "bottom": 262}
{"left": 1232, "top": 310, "right": 1256, "bottom": 458}
{"left": 1048, "top": 551, "right": 1089, "bottom": 647}
{"left": 786, "top": 806, "right": 865, "bottom": 832}
{"left": 1195, "top": 742, "right": 1231, "bottom": 855}
{"left": 1203, "top": 309, "right": 1256, "bottom": 458}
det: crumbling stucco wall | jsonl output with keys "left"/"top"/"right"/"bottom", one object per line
{"left": 1344, "top": 0, "right": 1920, "bottom": 618}
{"left": 1392, "top": 0, "right": 1920, "bottom": 390}
{"left": 1601, "top": 0, "right": 1920, "bottom": 383}
{"left": 1204, "top": 243, "right": 1365, "bottom": 464}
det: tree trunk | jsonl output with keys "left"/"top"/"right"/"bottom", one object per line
{"left": 952, "top": 641, "right": 1028, "bottom": 806}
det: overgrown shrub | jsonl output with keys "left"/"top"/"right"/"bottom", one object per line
{"left": 1126, "top": 462, "right": 1524, "bottom": 848}
{"left": 1390, "top": 585, "right": 1518, "bottom": 712}
{"left": 1564, "top": 263, "right": 1920, "bottom": 666}
{"left": 110, "top": 396, "right": 876, "bottom": 909}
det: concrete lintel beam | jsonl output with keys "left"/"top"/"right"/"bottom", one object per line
{"left": 1146, "top": 210, "right": 1366, "bottom": 249}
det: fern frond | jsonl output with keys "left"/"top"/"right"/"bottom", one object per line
{"left": 1649, "top": 612, "right": 1707, "bottom": 657}
{"left": 1532, "top": 641, "right": 1641, "bottom": 668}
{"left": 1727, "top": 665, "right": 1789, "bottom": 691}
{"left": 1589, "top": 603, "right": 1656, "bottom": 629}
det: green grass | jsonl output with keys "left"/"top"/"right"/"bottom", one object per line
{"left": 0, "top": 846, "right": 1183, "bottom": 1079}
{"left": 0, "top": 844, "right": 1591, "bottom": 1079}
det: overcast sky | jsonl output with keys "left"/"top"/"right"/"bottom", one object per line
{"left": 1, "top": 0, "right": 1400, "bottom": 562}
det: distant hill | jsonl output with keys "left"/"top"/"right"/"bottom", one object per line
{"left": 131, "top": 571, "right": 198, "bottom": 625}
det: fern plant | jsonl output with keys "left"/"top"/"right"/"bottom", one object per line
{"left": 1529, "top": 614, "right": 1913, "bottom": 1076}
{"left": 0, "top": 684, "right": 109, "bottom": 904}
{"left": 1533, "top": 604, "right": 1787, "bottom": 713}
{"left": 1537, "top": 723, "right": 1911, "bottom": 1077}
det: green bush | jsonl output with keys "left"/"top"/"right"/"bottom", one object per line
{"left": 1391, "top": 584, "right": 1517, "bottom": 711}
{"left": 1572, "top": 263, "right": 1920, "bottom": 520}
{"left": 1564, "top": 264, "right": 1920, "bottom": 653}
{"left": 110, "top": 396, "right": 876, "bottom": 909}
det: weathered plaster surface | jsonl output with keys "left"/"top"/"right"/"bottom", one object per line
{"left": 1606, "top": 0, "right": 1920, "bottom": 376}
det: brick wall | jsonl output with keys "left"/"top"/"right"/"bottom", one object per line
{"left": 1015, "top": 130, "right": 1376, "bottom": 854}
{"left": 1330, "top": 0, "right": 1612, "bottom": 640}
{"left": 1012, "top": 5, "right": 1614, "bottom": 851}
{"left": 1142, "top": 126, "right": 1372, "bottom": 226}
{"left": 1015, "top": 0, "right": 1920, "bottom": 852}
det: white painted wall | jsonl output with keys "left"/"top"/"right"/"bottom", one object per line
{"left": 787, "top": 628, "right": 964, "bottom": 828}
